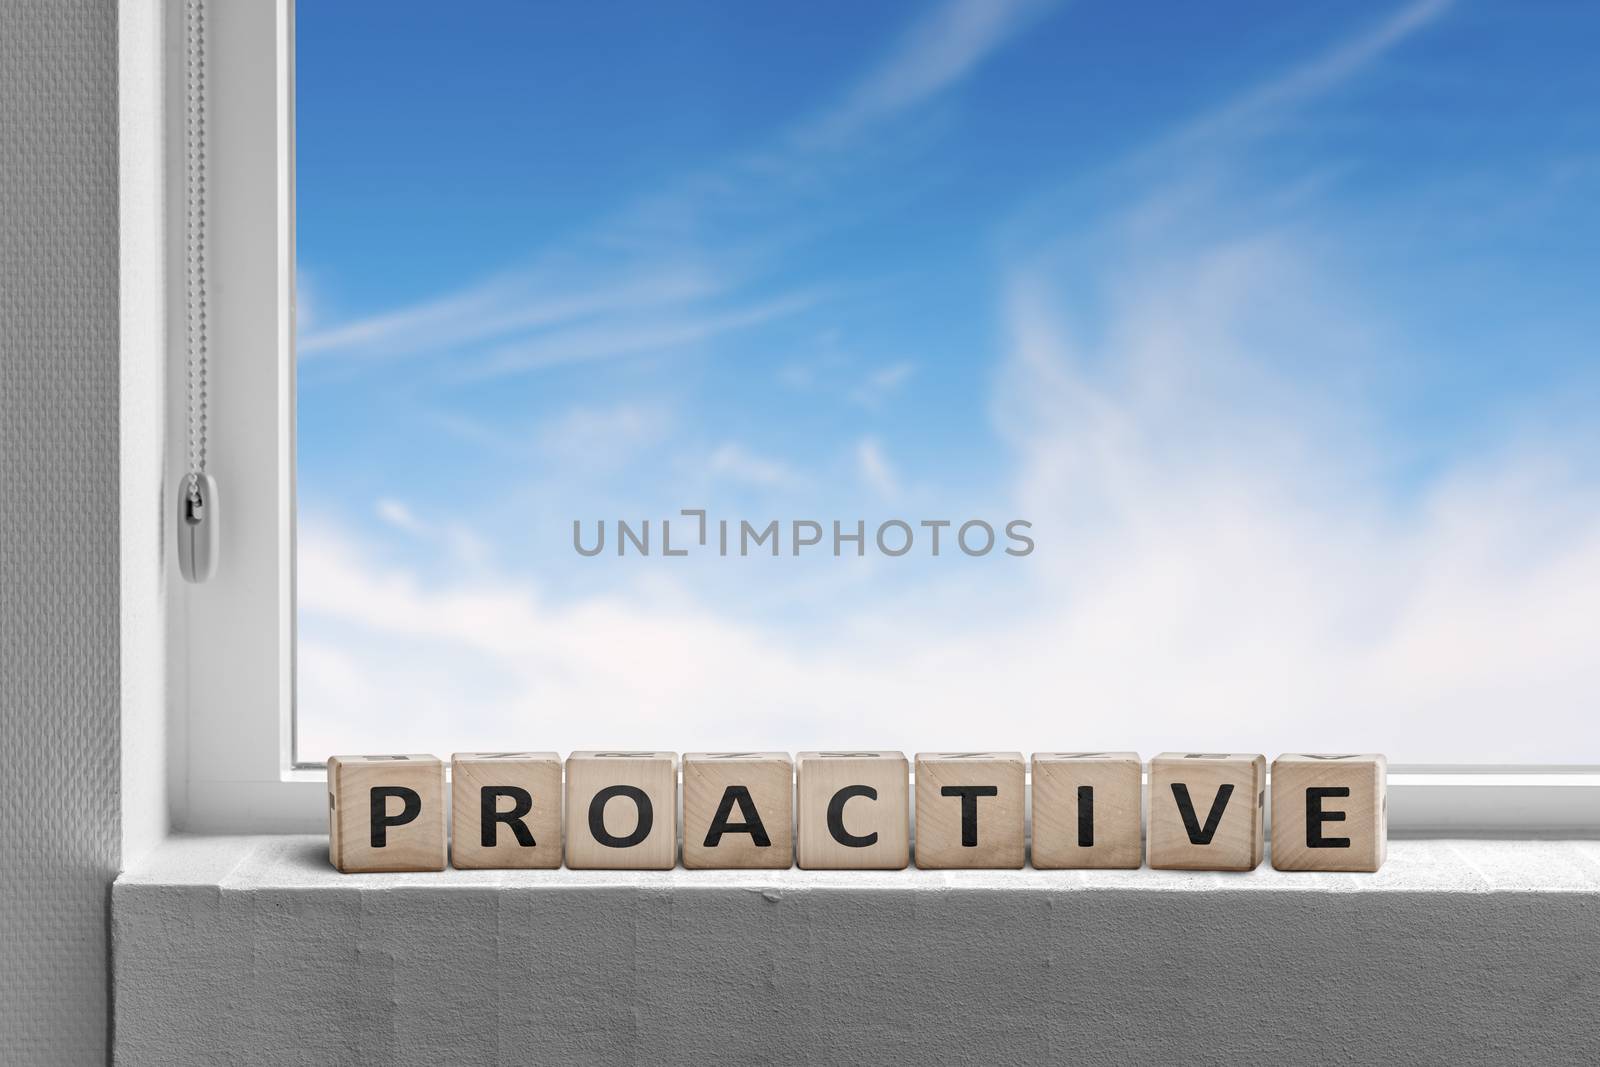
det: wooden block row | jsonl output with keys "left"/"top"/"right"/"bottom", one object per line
{"left": 327, "top": 751, "right": 1386, "bottom": 875}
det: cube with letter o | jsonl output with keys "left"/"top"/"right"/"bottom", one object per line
{"left": 564, "top": 751, "right": 677, "bottom": 870}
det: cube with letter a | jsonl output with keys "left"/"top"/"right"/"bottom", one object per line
{"left": 682, "top": 752, "right": 794, "bottom": 869}
{"left": 914, "top": 752, "right": 1024, "bottom": 869}
{"left": 327, "top": 754, "right": 447, "bottom": 873}
{"left": 796, "top": 751, "right": 909, "bottom": 870}
{"left": 564, "top": 751, "right": 677, "bottom": 870}
{"left": 450, "top": 751, "right": 563, "bottom": 870}
{"left": 1271, "top": 753, "right": 1387, "bottom": 872}
{"left": 1031, "top": 751, "right": 1143, "bottom": 869}
{"left": 1148, "top": 752, "right": 1265, "bottom": 871}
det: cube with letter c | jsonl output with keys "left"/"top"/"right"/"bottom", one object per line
{"left": 796, "top": 751, "right": 909, "bottom": 870}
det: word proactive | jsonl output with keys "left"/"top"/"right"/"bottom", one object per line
{"left": 326, "top": 750, "right": 1388, "bottom": 875}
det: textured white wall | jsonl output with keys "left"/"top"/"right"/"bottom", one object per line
{"left": 116, "top": 837, "right": 1600, "bottom": 1066}
{"left": 1, "top": 1, "right": 122, "bottom": 1063}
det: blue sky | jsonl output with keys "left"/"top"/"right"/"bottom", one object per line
{"left": 294, "top": 1, "right": 1600, "bottom": 762}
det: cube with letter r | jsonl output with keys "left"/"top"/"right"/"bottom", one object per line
{"left": 327, "top": 754, "right": 447, "bottom": 873}
{"left": 1271, "top": 753, "right": 1387, "bottom": 872}
{"left": 451, "top": 752, "right": 563, "bottom": 870}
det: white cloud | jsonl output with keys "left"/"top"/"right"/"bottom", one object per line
{"left": 849, "top": 361, "right": 916, "bottom": 408}
{"left": 467, "top": 292, "right": 816, "bottom": 378}
{"left": 706, "top": 443, "right": 800, "bottom": 489}
{"left": 805, "top": 0, "right": 1057, "bottom": 144}
{"left": 294, "top": 0, "right": 1600, "bottom": 766}
{"left": 1160, "top": 0, "right": 1453, "bottom": 155}
{"left": 298, "top": 268, "right": 718, "bottom": 362}
{"left": 856, "top": 437, "right": 902, "bottom": 500}
{"left": 368, "top": 497, "right": 491, "bottom": 568}
{"left": 299, "top": 226, "right": 1600, "bottom": 765}
{"left": 298, "top": 1, "right": 1056, "bottom": 379}
{"left": 375, "top": 498, "right": 427, "bottom": 535}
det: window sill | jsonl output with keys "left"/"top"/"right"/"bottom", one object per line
{"left": 114, "top": 836, "right": 1600, "bottom": 1065}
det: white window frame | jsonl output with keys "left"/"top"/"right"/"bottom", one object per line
{"left": 161, "top": 0, "right": 1600, "bottom": 836}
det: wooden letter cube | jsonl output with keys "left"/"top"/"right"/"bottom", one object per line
{"left": 1271, "top": 753, "right": 1387, "bottom": 872}
{"left": 914, "top": 752, "right": 1024, "bottom": 869}
{"left": 1031, "top": 752, "right": 1142, "bottom": 869}
{"left": 796, "top": 751, "right": 909, "bottom": 870}
{"left": 564, "top": 751, "right": 677, "bottom": 870}
{"left": 327, "top": 754, "right": 446, "bottom": 873}
{"left": 682, "top": 752, "right": 794, "bottom": 869}
{"left": 450, "top": 752, "right": 563, "bottom": 870}
{"left": 1148, "top": 752, "right": 1265, "bottom": 871}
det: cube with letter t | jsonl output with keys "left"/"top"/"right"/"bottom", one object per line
{"left": 564, "top": 751, "right": 677, "bottom": 870}
{"left": 1270, "top": 753, "right": 1387, "bottom": 872}
{"left": 327, "top": 754, "right": 447, "bottom": 873}
{"left": 1148, "top": 753, "right": 1266, "bottom": 871}
{"left": 450, "top": 752, "right": 563, "bottom": 869}
{"left": 796, "top": 751, "right": 910, "bottom": 870}
{"left": 682, "top": 752, "right": 794, "bottom": 869}
{"left": 914, "top": 752, "right": 1024, "bottom": 869}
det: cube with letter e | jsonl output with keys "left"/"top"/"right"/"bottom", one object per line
{"left": 1271, "top": 753, "right": 1387, "bottom": 872}
{"left": 327, "top": 754, "right": 447, "bottom": 873}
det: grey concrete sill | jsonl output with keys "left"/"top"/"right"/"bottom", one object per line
{"left": 114, "top": 836, "right": 1600, "bottom": 1066}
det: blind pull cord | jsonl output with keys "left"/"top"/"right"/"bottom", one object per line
{"left": 178, "top": 0, "right": 217, "bottom": 583}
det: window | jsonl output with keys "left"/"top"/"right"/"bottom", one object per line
{"left": 175, "top": 0, "right": 1600, "bottom": 832}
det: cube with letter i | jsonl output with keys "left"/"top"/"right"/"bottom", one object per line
{"left": 682, "top": 752, "right": 794, "bottom": 869}
{"left": 914, "top": 752, "right": 1025, "bottom": 869}
{"left": 564, "top": 751, "right": 677, "bottom": 870}
{"left": 1031, "top": 752, "right": 1143, "bottom": 869}
{"left": 450, "top": 752, "right": 563, "bottom": 870}
{"left": 1270, "top": 754, "right": 1387, "bottom": 872}
{"left": 1147, "top": 753, "right": 1266, "bottom": 871}
{"left": 796, "top": 751, "right": 910, "bottom": 870}
{"left": 327, "top": 754, "right": 447, "bottom": 873}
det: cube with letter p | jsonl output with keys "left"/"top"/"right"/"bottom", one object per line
{"left": 327, "top": 754, "right": 447, "bottom": 873}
